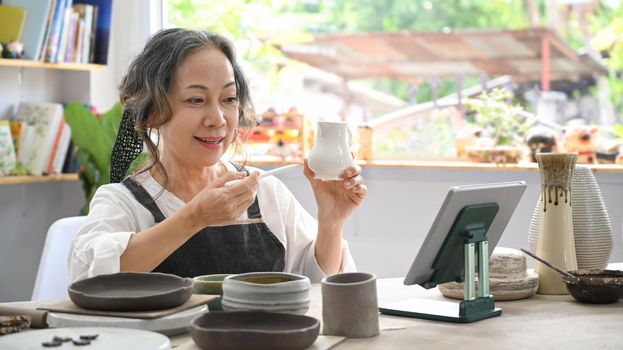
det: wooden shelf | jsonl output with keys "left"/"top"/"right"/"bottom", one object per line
{"left": 0, "top": 173, "right": 79, "bottom": 186}
{"left": 245, "top": 158, "right": 623, "bottom": 173}
{"left": 0, "top": 58, "right": 106, "bottom": 72}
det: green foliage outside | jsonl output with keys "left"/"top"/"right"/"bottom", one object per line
{"left": 167, "top": 0, "right": 530, "bottom": 101}
{"left": 167, "top": 0, "right": 623, "bottom": 116}
{"left": 465, "top": 88, "right": 532, "bottom": 147}
{"left": 588, "top": 4, "right": 623, "bottom": 120}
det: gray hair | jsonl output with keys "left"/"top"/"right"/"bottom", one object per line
{"left": 117, "top": 28, "right": 254, "bottom": 182}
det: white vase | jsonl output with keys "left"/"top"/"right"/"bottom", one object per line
{"left": 532, "top": 153, "right": 578, "bottom": 295}
{"left": 529, "top": 166, "right": 614, "bottom": 270}
{"left": 308, "top": 121, "right": 353, "bottom": 180}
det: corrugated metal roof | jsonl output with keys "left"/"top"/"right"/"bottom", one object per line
{"left": 278, "top": 28, "right": 607, "bottom": 82}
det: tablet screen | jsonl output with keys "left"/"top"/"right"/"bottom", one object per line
{"left": 403, "top": 181, "right": 527, "bottom": 287}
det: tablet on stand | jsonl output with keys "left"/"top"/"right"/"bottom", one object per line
{"left": 379, "top": 181, "right": 527, "bottom": 323}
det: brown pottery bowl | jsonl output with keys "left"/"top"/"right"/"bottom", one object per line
{"left": 191, "top": 311, "right": 320, "bottom": 350}
{"left": 68, "top": 272, "right": 194, "bottom": 311}
{"left": 561, "top": 269, "right": 623, "bottom": 304}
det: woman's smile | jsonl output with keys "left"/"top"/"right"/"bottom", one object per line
{"left": 194, "top": 136, "right": 225, "bottom": 150}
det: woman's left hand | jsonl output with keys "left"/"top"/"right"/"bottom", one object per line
{"left": 303, "top": 158, "right": 367, "bottom": 225}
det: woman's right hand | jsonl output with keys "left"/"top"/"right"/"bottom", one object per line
{"left": 186, "top": 171, "right": 260, "bottom": 228}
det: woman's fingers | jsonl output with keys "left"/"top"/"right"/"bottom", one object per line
{"left": 341, "top": 163, "right": 362, "bottom": 180}
{"left": 302, "top": 159, "right": 316, "bottom": 180}
{"left": 226, "top": 172, "right": 259, "bottom": 194}
{"left": 210, "top": 174, "right": 258, "bottom": 223}
{"left": 215, "top": 170, "right": 247, "bottom": 188}
{"left": 343, "top": 175, "right": 362, "bottom": 190}
{"left": 347, "top": 183, "right": 368, "bottom": 203}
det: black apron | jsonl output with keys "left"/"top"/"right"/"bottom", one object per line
{"left": 121, "top": 174, "right": 285, "bottom": 278}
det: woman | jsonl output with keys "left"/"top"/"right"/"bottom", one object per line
{"left": 69, "top": 29, "right": 367, "bottom": 283}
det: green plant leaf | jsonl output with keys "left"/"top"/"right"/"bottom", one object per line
{"left": 64, "top": 103, "right": 122, "bottom": 183}
{"left": 64, "top": 102, "right": 124, "bottom": 213}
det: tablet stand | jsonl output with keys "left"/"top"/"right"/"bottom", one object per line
{"left": 379, "top": 203, "right": 501, "bottom": 323}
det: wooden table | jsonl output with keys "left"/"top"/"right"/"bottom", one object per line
{"left": 2, "top": 277, "right": 622, "bottom": 349}
{"left": 326, "top": 278, "right": 623, "bottom": 349}
{"left": 170, "top": 277, "right": 623, "bottom": 349}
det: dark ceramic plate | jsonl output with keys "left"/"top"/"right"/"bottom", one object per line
{"left": 562, "top": 269, "right": 623, "bottom": 304}
{"left": 191, "top": 311, "right": 320, "bottom": 350}
{"left": 68, "top": 272, "right": 193, "bottom": 311}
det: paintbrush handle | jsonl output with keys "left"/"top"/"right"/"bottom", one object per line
{"left": 225, "top": 164, "right": 302, "bottom": 188}
{"left": 520, "top": 248, "right": 576, "bottom": 278}
{"left": 259, "top": 164, "right": 302, "bottom": 179}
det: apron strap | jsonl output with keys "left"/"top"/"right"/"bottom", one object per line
{"left": 122, "top": 177, "right": 167, "bottom": 223}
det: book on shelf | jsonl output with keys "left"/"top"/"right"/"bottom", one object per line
{"left": 46, "top": 118, "right": 72, "bottom": 174}
{"left": 13, "top": 102, "right": 64, "bottom": 176}
{"left": 9, "top": 120, "right": 22, "bottom": 155}
{"left": 44, "top": 0, "right": 70, "bottom": 63}
{"left": 62, "top": 140, "right": 80, "bottom": 174}
{"left": 4, "top": 0, "right": 53, "bottom": 61}
{"left": 74, "top": 0, "right": 110, "bottom": 64}
{"left": 55, "top": 4, "right": 74, "bottom": 64}
{"left": 0, "top": 4, "right": 27, "bottom": 42}
{"left": 0, "top": 121, "right": 17, "bottom": 175}
{"left": 39, "top": 0, "right": 58, "bottom": 61}
{"left": 37, "top": 0, "right": 109, "bottom": 64}
{"left": 58, "top": 3, "right": 94, "bottom": 64}
{"left": 72, "top": 3, "right": 95, "bottom": 64}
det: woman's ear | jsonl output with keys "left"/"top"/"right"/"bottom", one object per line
{"left": 144, "top": 105, "right": 167, "bottom": 129}
{"left": 145, "top": 107, "right": 156, "bottom": 127}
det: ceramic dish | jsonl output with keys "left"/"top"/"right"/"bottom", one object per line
{"left": 68, "top": 272, "right": 193, "bottom": 311}
{"left": 561, "top": 269, "right": 623, "bottom": 304}
{"left": 439, "top": 247, "right": 540, "bottom": 301}
{"left": 438, "top": 272, "right": 539, "bottom": 301}
{"left": 222, "top": 272, "right": 311, "bottom": 314}
{"left": 46, "top": 305, "right": 207, "bottom": 336}
{"left": 191, "top": 311, "right": 320, "bottom": 350}
{"left": 0, "top": 327, "right": 171, "bottom": 350}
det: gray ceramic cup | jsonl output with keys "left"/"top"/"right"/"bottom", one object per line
{"left": 321, "top": 272, "right": 380, "bottom": 338}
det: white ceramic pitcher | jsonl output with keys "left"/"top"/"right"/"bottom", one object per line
{"left": 308, "top": 121, "right": 353, "bottom": 180}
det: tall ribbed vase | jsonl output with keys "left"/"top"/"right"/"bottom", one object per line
{"left": 529, "top": 166, "right": 614, "bottom": 270}
{"left": 534, "top": 153, "right": 578, "bottom": 295}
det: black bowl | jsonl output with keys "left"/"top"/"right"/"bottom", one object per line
{"left": 561, "top": 269, "right": 623, "bottom": 304}
{"left": 191, "top": 311, "right": 320, "bottom": 350}
{"left": 68, "top": 272, "right": 193, "bottom": 311}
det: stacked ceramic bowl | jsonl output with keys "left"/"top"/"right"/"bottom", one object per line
{"left": 221, "top": 272, "right": 311, "bottom": 314}
{"left": 438, "top": 247, "right": 539, "bottom": 301}
{"left": 529, "top": 166, "right": 614, "bottom": 269}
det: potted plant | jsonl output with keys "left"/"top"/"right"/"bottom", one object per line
{"left": 464, "top": 88, "right": 532, "bottom": 163}
{"left": 64, "top": 103, "right": 146, "bottom": 213}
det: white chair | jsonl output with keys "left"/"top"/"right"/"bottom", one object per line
{"left": 31, "top": 216, "right": 86, "bottom": 301}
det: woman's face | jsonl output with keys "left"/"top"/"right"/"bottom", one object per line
{"left": 159, "top": 47, "right": 239, "bottom": 169}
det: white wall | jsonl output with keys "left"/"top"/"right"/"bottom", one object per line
{"left": 0, "top": 0, "right": 159, "bottom": 118}
{"left": 90, "top": 0, "right": 162, "bottom": 111}
{"left": 0, "top": 181, "right": 85, "bottom": 302}
{"left": 2, "top": 1, "right": 622, "bottom": 302}
{"left": 0, "top": 68, "right": 92, "bottom": 120}
{"left": 0, "top": 0, "right": 158, "bottom": 302}
{"left": 1, "top": 165, "right": 622, "bottom": 302}
{"left": 275, "top": 166, "right": 623, "bottom": 278}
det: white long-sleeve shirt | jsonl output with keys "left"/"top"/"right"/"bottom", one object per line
{"left": 69, "top": 164, "right": 356, "bottom": 283}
